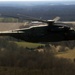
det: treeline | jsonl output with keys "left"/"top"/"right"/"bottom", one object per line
{"left": 0, "top": 5, "right": 75, "bottom": 20}
{"left": 0, "top": 37, "right": 74, "bottom": 75}
{"left": 0, "top": 17, "right": 19, "bottom": 22}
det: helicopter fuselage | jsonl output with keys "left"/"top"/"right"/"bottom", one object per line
{"left": 8, "top": 24, "right": 75, "bottom": 43}
{"left": 0, "top": 23, "right": 75, "bottom": 43}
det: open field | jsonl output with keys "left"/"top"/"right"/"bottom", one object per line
{"left": 56, "top": 48, "right": 75, "bottom": 61}
{"left": 0, "top": 22, "right": 24, "bottom": 31}
{"left": 15, "top": 42, "right": 44, "bottom": 48}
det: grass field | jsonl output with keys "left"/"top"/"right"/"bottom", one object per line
{"left": 16, "top": 42, "right": 75, "bottom": 61}
{"left": 16, "top": 42, "right": 44, "bottom": 48}
{"left": 56, "top": 48, "right": 75, "bottom": 61}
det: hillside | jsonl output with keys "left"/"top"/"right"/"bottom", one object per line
{"left": 0, "top": 5, "right": 75, "bottom": 20}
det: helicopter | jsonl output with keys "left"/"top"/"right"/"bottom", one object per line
{"left": 0, "top": 14, "right": 75, "bottom": 43}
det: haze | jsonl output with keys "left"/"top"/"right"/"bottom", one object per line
{"left": 0, "top": 0, "right": 74, "bottom": 1}
{"left": 0, "top": 1, "right": 75, "bottom": 7}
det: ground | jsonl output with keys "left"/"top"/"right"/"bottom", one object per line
{"left": 56, "top": 48, "right": 75, "bottom": 61}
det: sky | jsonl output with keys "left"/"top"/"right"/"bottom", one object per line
{"left": 0, "top": 0, "right": 74, "bottom": 1}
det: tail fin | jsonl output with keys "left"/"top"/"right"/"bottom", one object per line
{"left": 53, "top": 17, "right": 60, "bottom": 22}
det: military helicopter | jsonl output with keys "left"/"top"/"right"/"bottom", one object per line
{"left": 0, "top": 14, "right": 75, "bottom": 43}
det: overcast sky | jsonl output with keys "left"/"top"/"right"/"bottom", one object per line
{"left": 0, "top": 0, "right": 74, "bottom": 1}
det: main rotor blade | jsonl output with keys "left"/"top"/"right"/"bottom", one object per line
{"left": 54, "top": 22, "right": 75, "bottom": 30}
